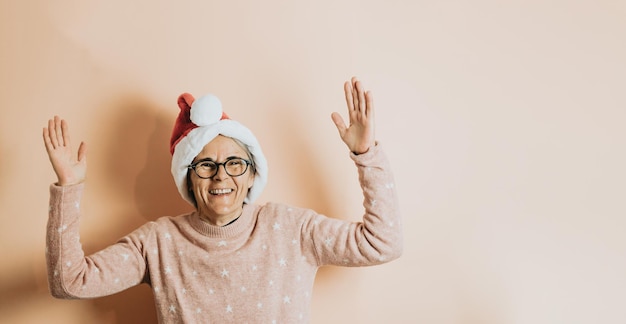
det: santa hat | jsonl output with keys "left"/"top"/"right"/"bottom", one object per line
{"left": 170, "top": 92, "right": 268, "bottom": 206}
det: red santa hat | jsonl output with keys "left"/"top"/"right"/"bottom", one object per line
{"left": 170, "top": 92, "right": 268, "bottom": 206}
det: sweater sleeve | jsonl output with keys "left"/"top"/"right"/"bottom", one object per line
{"left": 303, "top": 143, "right": 403, "bottom": 267}
{"left": 46, "top": 183, "right": 148, "bottom": 299}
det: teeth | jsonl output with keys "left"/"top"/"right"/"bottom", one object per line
{"left": 210, "top": 188, "right": 233, "bottom": 195}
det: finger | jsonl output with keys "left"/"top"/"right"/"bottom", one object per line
{"left": 331, "top": 112, "right": 347, "bottom": 136}
{"left": 54, "top": 116, "right": 65, "bottom": 147}
{"left": 48, "top": 118, "right": 58, "bottom": 148}
{"left": 355, "top": 80, "right": 366, "bottom": 118}
{"left": 351, "top": 77, "right": 359, "bottom": 115}
{"left": 344, "top": 80, "right": 354, "bottom": 112}
{"left": 43, "top": 127, "right": 53, "bottom": 152}
{"left": 365, "top": 90, "right": 374, "bottom": 119}
{"left": 77, "top": 141, "right": 87, "bottom": 163}
{"left": 61, "top": 119, "right": 71, "bottom": 150}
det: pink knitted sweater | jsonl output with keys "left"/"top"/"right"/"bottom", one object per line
{"left": 46, "top": 145, "right": 403, "bottom": 323}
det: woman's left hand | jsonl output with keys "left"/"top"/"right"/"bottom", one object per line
{"left": 331, "top": 77, "right": 376, "bottom": 154}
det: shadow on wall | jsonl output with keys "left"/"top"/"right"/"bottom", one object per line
{"left": 0, "top": 142, "right": 6, "bottom": 198}
{"left": 134, "top": 108, "right": 193, "bottom": 218}
{"left": 0, "top": 263, "right": 48, "bottom": 322}
{"left": 83, "top": 94, "right": 189, "bottom": 323}
{"left": 264, "top": 103, "right": 354, "bottom": 290}
{"left": 100, "top": 94, "right": 191, "bottom": 220}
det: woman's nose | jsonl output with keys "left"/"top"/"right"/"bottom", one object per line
{"left": 212, "top": 164, "right": 230, "bottom": 180}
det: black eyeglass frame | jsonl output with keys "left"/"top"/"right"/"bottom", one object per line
{"left": 187, "top": 157, "right": 252, "bottom": 179}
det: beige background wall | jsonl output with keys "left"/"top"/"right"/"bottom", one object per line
{"left": 1, "top": 0, "right": 625, "bottom": 323}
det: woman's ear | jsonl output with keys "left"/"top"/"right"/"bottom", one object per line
{"left": 186, "top": 173, "right": 194, "bottom": 192}
{"left": 247, "top": 173, "right": 255, "bottom": 189}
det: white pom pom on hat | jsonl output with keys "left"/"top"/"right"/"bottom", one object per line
{"left": 170, "top": 92, "right": 268, "bottom": 206}
{"left": 190, "top": 94, "right": 223, "bottom": 126}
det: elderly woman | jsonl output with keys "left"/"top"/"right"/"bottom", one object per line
{"left": 43, "top": 77, "right": 403, "bottom": 323}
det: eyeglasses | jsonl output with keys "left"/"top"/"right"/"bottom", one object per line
{"left": 187, "top": 157, "right": 252, "bottom": 179}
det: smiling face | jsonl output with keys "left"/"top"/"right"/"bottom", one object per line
{"left": 188, "top": 135, "right": 255, "bottom": 226}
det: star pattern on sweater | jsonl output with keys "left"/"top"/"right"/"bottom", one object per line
{"left": 47, "top": 148, "right": 400, "bottom": 323}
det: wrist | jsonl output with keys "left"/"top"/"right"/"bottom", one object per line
{"left": 351, "top": 141, "right": 376, "bottom": 155}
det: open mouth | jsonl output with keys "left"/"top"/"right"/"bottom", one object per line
{"left": 209, "top": 188, "right": 234, "bottom": 195}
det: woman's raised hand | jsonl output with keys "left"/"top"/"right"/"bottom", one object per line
{"left": 331, "top": 77, "right": 376, "bottom": 154}
{"left": 43, "top": 116, "right": 87, "bottom": 186}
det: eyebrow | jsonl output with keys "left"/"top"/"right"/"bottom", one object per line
{"left": 192, "top": 156, "right": 244, "bottom": 164}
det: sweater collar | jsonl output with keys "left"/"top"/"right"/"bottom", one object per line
{"left": 188, "top": 204, "right": 256, "bottom": 238}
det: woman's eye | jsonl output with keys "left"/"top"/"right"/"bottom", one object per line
{"left": 199, "top": 162, "right": 216, "bottom": 169}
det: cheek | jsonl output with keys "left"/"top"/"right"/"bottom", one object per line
{"left": 189, "top": 177, "right": 205, "bottom": 194}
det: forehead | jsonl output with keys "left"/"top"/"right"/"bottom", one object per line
{"left": 195, "top": 135, "right": 247, "bottom": 160}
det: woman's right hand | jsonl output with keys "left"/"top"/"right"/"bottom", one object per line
{"left": 43, "top": 116, "right": 87, "bottom": 186}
